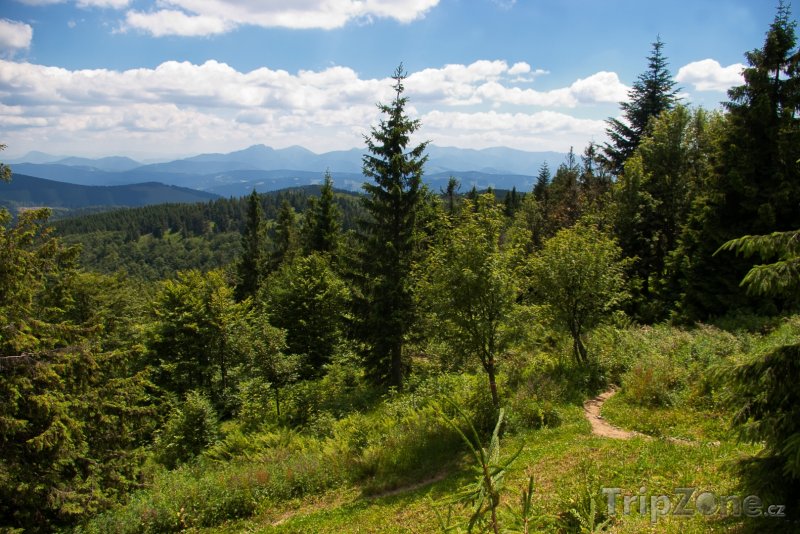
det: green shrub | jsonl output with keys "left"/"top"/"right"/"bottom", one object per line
{"left": 623, "top": 352, "right": 683, "bottom": 407}
{"left": 154, "top": 391, "right": 220, "bottom": 469}
{"left": 506, "top": 388, "right": 561, "bottom": 432}
{"left": 235, "top": 378, "right": 276, "bottom": 432}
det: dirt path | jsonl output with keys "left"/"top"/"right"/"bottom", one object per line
{"left": 583, "top": 388, "right": 645, "bottom": 440}
{"left": 367, "top": 471, "right": 449, "bottom": 499}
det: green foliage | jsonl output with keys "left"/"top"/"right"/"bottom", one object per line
{"left": 61, "top": 229, "right": 242, "bottom": 280}
{"left": 154, "top": 391, "right": 220, "bottom": 469}
{"left": 435, "top": 400, "right": 523, "bottom": 533}
{"left": 613, "top": 106, "right": 718, "bottom": 321}
{"left": 0, "top": 208, "right": 160, "bottom": 532}
{"left": 301, "top": 170, "right": 341, "bottom": 256}
{"left": 235, "top": 189, "right": 267, "bottom": 300}
{"left": 268, "top": 199, "right": 299, "bottom": 271}
{"left": 233, "top": 309, "right": 297, "bottom": 419}
{"left": 529, "top": 222, "right": 629, "bottom": 365}
{"left": 356, "top": 64, "right": 429, "bottom": 389}
{"left": 723, "top": 316, "right": 800, "bottom": 516}
{"left": 263, "top": 252, "right": 350, "bottom": 378}
{"left": 0, "top": 144, "right": 11, "bottom": 183}
{"left": 673, "top": 3, "right": 800, "bottom": 319}
{"left": 420, "top": 193, "right": 526, "bottom": 408}
{"left": 560, "top": 460, "right": 612, "bottom": 533}
{"left": 147, "top": 269, "right": 247, "bottom": 414}
{"left": 717, "top": 228, "right": 800, "bottom": 300}
{"left": 602, "top": 37, "right": 680, "bottom": 176}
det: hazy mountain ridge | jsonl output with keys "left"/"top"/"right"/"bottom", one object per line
{"left": 2, "top": 174, "right": 219, "bottom": 212}
{"left": 10, "top": 144, "right": 562, "bottom": 193}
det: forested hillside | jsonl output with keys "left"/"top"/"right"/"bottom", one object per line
{"left": 0, "top": 6, "right": 799, "bottom": 534}
{"left": 52, "top": 186, "right": 365, "bottom": 279}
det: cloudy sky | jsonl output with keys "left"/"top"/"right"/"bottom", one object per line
{"left": 0, "top": 0, "right": 786, "bottom": 160}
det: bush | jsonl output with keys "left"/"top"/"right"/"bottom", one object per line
{"left": 506, "top": 388, "right": 561, "bottom": 433}
{"left": 154, "top": 391, "right": 220, "bottom": 469}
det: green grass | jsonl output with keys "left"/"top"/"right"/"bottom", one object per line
{"left": 81, "top": 319, "right": 800, "bottom": 533}
{"left": 600, "top": 390, "right": 732, "bottom": 443}
{"left": 198, "top": 404, "right": 765, "bottom": 533}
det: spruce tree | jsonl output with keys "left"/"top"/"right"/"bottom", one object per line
{"left": 235, "top": 189, "right": 266, "bottom": 300}
{"left": 673, "top": 3, "right": 800, "bottom": 319}
{"left": 602, "top": 37, "right": 680, "bottom": 176}
{"left": 302, "top": 170, "right": 341, "bottom": 256}
{"left": 268, "top": 200, "right": 298, "bottom": 272}
{"left": 443, "top": 176, "right": 461, "bottom": 214}
{"left": 357, "top": 64, "right": 428, "bottom": 389}
{"left": 533, "top": 161, "right": 550, "bottom": 202}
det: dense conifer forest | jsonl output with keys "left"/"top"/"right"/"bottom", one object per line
{"left": 1, "top": 5, "right": 799, "bottom": 533}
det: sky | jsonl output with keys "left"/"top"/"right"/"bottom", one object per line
{"left": 0, "top": 0, "right": 790, "bottom": 161}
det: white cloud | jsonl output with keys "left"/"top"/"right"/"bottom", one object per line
{"left": 17, "top": 0, "right": 131, "bottom": 6}
{"left": 77, "top": 0, "right": 130, "bottom": 8}
{"left": 406, "top": 60, "right": 626, "bottom": 108}
{"left": 676, "top": 59, "right": 744, "bottom": 92}
{"left": 125, "top": 10, "right": 233, "bottom": 37}
{"left": 0, "top": 19, "right": 33, "bottom": 51}
{"left": 15, "top": 0, "right": 63, "bottom": 5}
{"left": 508, "top": 62, "right": 530, "bottom": 76}
{"left": 421, "top": 110, "right": 606, "bottom": 152}
{"left": 0, "top": 58, "right": 618, "bottom": 157}
{"left": 122, "top": 0, "right": 440, "bottom": 36}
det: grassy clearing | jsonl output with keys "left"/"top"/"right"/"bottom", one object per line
{"left": 202, "top": 404, "right": 762, "bottom": 533}
{"left": 78, "top": 318, "right": 800, "bottom": 533}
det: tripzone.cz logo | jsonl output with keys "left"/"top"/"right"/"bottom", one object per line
{"left": 601, "top": 486, "right": 786, "bottom": 524}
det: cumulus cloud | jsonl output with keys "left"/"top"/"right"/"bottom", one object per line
{"left": 17, "top": 0, "right": 130, "bottom": 7}
{"left": 421, "top": 109, "right": 606, "bottom": 151}
{"left": 676, "top": 59, "right": 745, "bottom": 92}
{"left": 121, "top": 0, "right": 440, "bottom": 35}
{"left": 0, "top": 19, "right": 33, "bottom": 51}
{"left": 406, "top": 61, "right": 626, "bottom": 107}
{"left": 125, "top": 10, "right": 233, "bottom": 37}
{"left": 0, "top": 58, "right": 618, "bottom": 156}
{"left": 77, "top": 0, "right": 131, "bottom": 8}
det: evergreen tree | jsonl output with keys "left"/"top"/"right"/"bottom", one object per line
{"left": 614, "top": 106, "right": 718, "bottom": 321}
{"left": 0, "top": 144, "right": 11, "bottom": 183}
{"left": 547, "top": 147, "right": 582, "bottom": 234}
{"left": 673, "top": 3, "right": 800, "bottom": 319}
{"left": 301, "top": 171, "right": 341, "bottom": 256}
{"left": 264, "top": 253, "right": 349, "bottom": 378}
{"left": 602, "top": 37, "right": 680, "bottom": 176}
{"left": 356, "top": 64, "right": 428, "bottom": 389}
{"left": 533, "top": 161, "right": 550, "bottom": 202}
{"left": 268, "top": 200, "right": 298, "bottom": 272}
{"left": 235, "top": 189, "right": 266, "bottom": 300}
{"left": 503, "top": 186, "right": 522, "bottom": 218}
{"left": 579, "top": 141, "right": 611, "bottom": 204}
{"left": 443, "top": 176, "right": 461, "bottom": 214}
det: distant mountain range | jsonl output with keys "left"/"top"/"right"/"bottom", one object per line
{"left": 8, "top": 144, "right": 563, "bottom": 192}
{"left": 2, "top": 174, "right": 219, "bottom": 212}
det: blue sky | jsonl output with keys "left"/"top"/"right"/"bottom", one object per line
{"left": 0, "top": 0, "right": 789, "bottom": 160}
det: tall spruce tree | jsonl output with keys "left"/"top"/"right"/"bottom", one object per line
{"left": 235, "top": 189, "right": 266, "bottom": 300}
{"left": 672, "top": 2, "right": 800, "bottom": 319}
{"left": 268, "top": 200, "right": 298, "bottom": 272}
{"left": 602, "top": 37, "right": 680, "bottom": 176}
{"left": 533, "top": 161, "right": 550, "bottom": 202}
{"left": 357, "top": 64, "right": 428, "bottom": 389}
{"left": 301, "top": 171, "right": 341, "bottom": 256}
